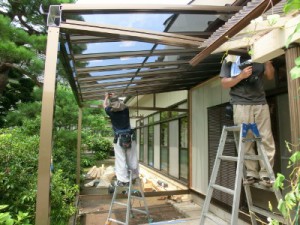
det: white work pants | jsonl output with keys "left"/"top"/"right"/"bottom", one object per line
{"left": 114, "top": 139, "right": 139, "bottom": 183}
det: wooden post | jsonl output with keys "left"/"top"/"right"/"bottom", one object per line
{"left": 76, "top": 108, "right": 82, "bottom": 185}
{"left": 35, "top": 27, "right": 59, "bottom": 225}
{"left": 285, "top": 44, "right": 300, "bottom": 150}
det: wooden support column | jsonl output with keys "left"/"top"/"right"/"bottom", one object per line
{"left": 76, "top": 108, "right": 83, "bottom": 185}
{"left": 188, "top": 89, "right": 192, "bottom": 188}
{"left": 35, "top": 27, "right": 60, "bottom": 225}
{"left": 285, "top": 45, "right": 300, "bottom": 149}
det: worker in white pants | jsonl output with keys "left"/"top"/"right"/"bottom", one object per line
{"left": 114, "top": 138, "right": 139, "bottom": 184}
{"left": 103, "top": 92, "right": 139, "bottom": 186}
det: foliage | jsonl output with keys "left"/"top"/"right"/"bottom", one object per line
{"left": 87, "top": 137, "right": 113, "bottom": 160}
{"left": 0, "top": 0, "right": 84, "bottom": 125}
{"left": 53, "top": 129, "right": 78, "bottom": 181}
{"left": 0, "top": 128, "right": 39, "bottom": 219}
{"left": 50, "top": 170, "right": 78, "bottom": 225}
{"left": 0, "top": 205, "right": 31, "bottom": 225}
{"left": 0, "top": 83, "right": 109, "bottom": 223}
{"left": 81, "top": 156, "right": 96, "bottom": 168}
{"left": 269, "top": 142, "right": 300, "bottom": 225}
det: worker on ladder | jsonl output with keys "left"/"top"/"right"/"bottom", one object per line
{"left": 103, "top": 92, "right": 139, "bottom": 187}
{"left": 220, "top": 54, "right": 276, "bottom": 187}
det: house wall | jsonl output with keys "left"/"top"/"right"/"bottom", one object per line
{"left": 129, "top": 91, "right": 187, "bottom": 127}
{"left": 190, "top": 76, "right": 230, "bottom": 194}
{"left": 134, "top": 72, "right": 291, "bottom": 202}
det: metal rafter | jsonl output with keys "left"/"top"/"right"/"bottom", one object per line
{"left": 60, "top": 4, "right": 242, "bottom": 14}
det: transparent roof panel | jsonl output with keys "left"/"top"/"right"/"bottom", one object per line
{"left": 89, "top": 69, "right": 137, "bottom": 76}
{"left": 82, "top": 42, "right": 158, "bottom": 54}
{"left": 81, "top": 14, "right": 172, "bottom": 32}
{"left": 86, "top": 57, "right": 146, "bottom": 67}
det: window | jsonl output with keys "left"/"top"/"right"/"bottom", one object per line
{"left": 148, "top": 115, "right": 154, "bottom": 124}
{"left": 179, "top": 117, "right": 188, "bottom": 181}
{"left": 160, "top": 111, "right": 169, "bottom": 120}
{"left": 148, "top": 125, "right": 154, "bottom": 167}
{"left": 160, "top": 122, "right": 169, "bottom": 173}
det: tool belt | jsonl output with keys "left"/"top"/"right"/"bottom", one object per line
{"left": 114, "top": 129, "right": 135, "bottom": 149}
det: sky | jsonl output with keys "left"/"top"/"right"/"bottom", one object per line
{"left": 75, "top": 0, "right": 190, "bottom": 4}
{"left": 72, "top": 0, "right": 233, "bottom": 76}
{"left": 73, "top": 0, "right": 190, "bottom": 68}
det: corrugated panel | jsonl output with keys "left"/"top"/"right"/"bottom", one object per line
{"left": 202, "top": 0, "right": 286, "bottom": 48}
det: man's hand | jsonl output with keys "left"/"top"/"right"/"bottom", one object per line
{"left": 239, "top": 66, "right": 252, "bottom": 80}
{"left": 221, "top": 65, "right": 252, "bottom": 89}
{"left": 103, "top": 92, "right": 112, "bottom": 108}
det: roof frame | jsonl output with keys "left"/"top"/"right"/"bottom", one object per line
{"left": 60, "top": 4, "right": 242, "bottom": 14}
{"left": 57, "top": 1, "right": 286, "bottom": 103}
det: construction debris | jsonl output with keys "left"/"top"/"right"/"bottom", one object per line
{"left": 84, "top": 165, "right": 115, "bottom": 188}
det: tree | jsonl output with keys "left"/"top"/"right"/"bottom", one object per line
{"left": 0, "top": 0, "right": 83, "bottom": 126}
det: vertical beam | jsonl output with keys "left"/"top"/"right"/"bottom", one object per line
{"left": 188, "top": 89, "right": 192, "bottom": 188}
{"left": 285, "top": 45, "right": 300, "bottom": 148}
{"left": 76, "top": 108, "right": 83, "bottom": 185}
{"left": 35, "top": 27, "right": 60, "bottom": 225}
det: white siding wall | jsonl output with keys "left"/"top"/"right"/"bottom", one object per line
{"left": 191, "top": 77, "right": 230, "bottom": 194}
{"left": 156, "top": 91, "right": 187, "bottom": 107}
{"left": 169, "top": 120, "right": 179, "bottom": 178}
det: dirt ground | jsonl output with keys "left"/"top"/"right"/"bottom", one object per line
{"left": 77, "top": 158, "right": 186, "bottom": 225}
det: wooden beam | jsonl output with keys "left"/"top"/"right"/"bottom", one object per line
{"left": 61, "top": 4, "right": 241, "bottom": 15}
{"left": 76, "top": 60, "right": 189, "bottom": 74}
{"left": 60, "top": 20, "right": 203, "bottom": 48}
{"left": 189, "top": 0, "right": 281, "bottom": 66}
{"left": 69, "top": 35, "right": 118, "bottom": 43}
{"left": 252, "top": 14, "right": 300, "bottom": 63}
{"left": 77, "top": 68, "right": 187, "bottom": 82}
{"left": 82, "top": 86, "right": 189, "bottom": 101}
{"left": 80, "top": 75, "right": 211, "bottom": 89}
{"left": 80, "top": 80, "right": 198, "bottom": 95}
{"left": 74, "top": 48, "right": 199, "bottom": 61}
{"left": 86, "top": 104, "right": 188, "bottom": 112}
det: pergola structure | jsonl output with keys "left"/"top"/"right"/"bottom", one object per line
{"left": 35, "top": 0, "right": 300, "bottom": 224}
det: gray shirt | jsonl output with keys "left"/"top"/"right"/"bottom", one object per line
{"left": 220, "top": 61, "right": 266, "bottom": 105}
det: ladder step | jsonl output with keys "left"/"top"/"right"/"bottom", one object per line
{"left": 113, "top": 201, "right": 127, "bottom": 207}
{"left": 244, "top": 155, "right": 263, "bottom": 160}
{"left": 242, "top": 138, "right": 261, "bottom": 142}
{"left": 250, "top": 206, "right": 286, "bottom": 223}
{"left": 131, "top": 207, "right": 149, "bottom": 214}
{"left": 218, "top": 156, "right": 238, "bottom": 162}
{"left": 224, "top": 126, "right": 240, "bottom": 132}
{"left": 108, "top": 218, "right": 126, "bottom": 225}
{"left": 212, "top": 184, "right": 234, "bottom": 195}
{"left": 251, "top": 182, "right": 274, "bottom": 191}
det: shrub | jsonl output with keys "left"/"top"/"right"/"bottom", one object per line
{"left": 0, "top": 205, "right": 31, "bottom": 225}
{"left": 87, "top": 137, "right": 112, "bottom": 160}
{"left": 81, "top": 155, "right": 95, "bottom": 168}
{"left": 50, "top": 170, "right": 78, "bottom": 225}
